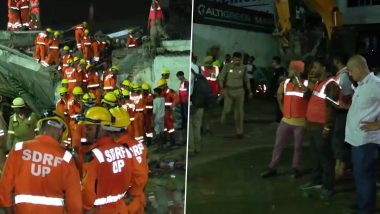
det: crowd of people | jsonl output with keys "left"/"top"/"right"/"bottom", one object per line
{"left": 7, "top": 0, "right": 40, "bottom": 31}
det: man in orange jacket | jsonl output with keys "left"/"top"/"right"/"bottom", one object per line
{"left": 0, "top": 111, "right": 82, "bottom": 214}
{"left": 157, "top": 79, "right": 180, "bottom": 146}
{"left": 86, "top": 64, "right": 102, "bottom": 104}
{"left": 67, "top": 86, "right": 84, "bottom": 150}
{"left": 46, "top": 31, "right": 60, "bottom": 66}
{"left": 34, "top": 29, "right": 50, "bottom": 64}
{"left": 56, "top": 87, "right": 70, "bottom": 123}
{"left": 29, "top": 0, "right": 40, "bottom": 30}
{"left": 79, "top": 106, "right": 145, "bottom": 214}
{"left": 81, "top": 30, "right": 92, "bottom": 63}
{"left": 131, "top": 84, "right": 145, "bottom": 142}
{"left": 142, "top": 83, "right": 154, "bottom": 146}
{"left": 102, "top": 65, "right": 118, "bottom": 93}
{"left": 72, "top": 21, "right": 87, "bottom": 51}
{"left": 115, "top": 121, "right": 148, "bottom": 214}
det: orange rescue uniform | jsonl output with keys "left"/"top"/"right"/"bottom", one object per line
{"left": 18, "top": 0, "right": 30, "bottom": 28}
{"left": 0, "top": 135, "right": 82, "bottom": 213}
{"left": 67, "top": 97, "right": 82, "bottom": 150}
{"left": 86, "top": 71, "right": 102, "bottom": 104}
{"left": 82, "top": 137, "right": 145, "bottom": 214}
{"left": 131, "top": 93, "right": 145, "bottom": 142}
{"left": 46, "top": 37, "right": 60, "bottom": 66}
{"left": 8, "top": 0, "right": 22, "bottom": 30}
{"left": 81, "top": 35, "right": 92, "bottom": 62}
{"left": 62, "top": 66, "right": 79, "bottom": 95}
{"left": 123, "top": 100, "right": 136, "bottom": 139}
{"left": 73, "top": 24, "right": 85, "bottom": 50}
{"left": 143, "top": 92, "right": 154, "bottom": 139}
{"left": 102, "top": 71, "right": 117, "bottom": 93}
{"left": 116, "top": 134, "right": 148, "bottom": 214}
{"left": 34, "top": 32, "right": 48, "bottom": 62}
{"left": 161, "top": 88, "right": 180, "bottom": 133}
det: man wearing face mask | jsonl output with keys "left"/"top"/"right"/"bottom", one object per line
{"left": 0, "top": 111, "right": 82, "bottom": 214}
{"left": 219, "top": 52, "right": 252, "bottom": 139}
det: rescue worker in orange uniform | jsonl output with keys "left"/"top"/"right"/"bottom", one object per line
{"left": 86, "top": 64, "right": 102, "bottom": 104}
{"left": 102, "top": 65, "right": 118, "bottom": 93}
{"left": 29, "top": 0, "right": 40, "bottom": 30}
{"left": 34, "top": 28, "right": 51, "bottom": 64}
{"left": 122, "top": 89, "right": 136, "bottom": 140}
{"left": 0, "top": 111, "right": 82, "bottom": 214}
{"left": 67, "top": 86, "right": 84, "bottom": 151}
{"left": 91, "top": 39, "right": 100, "bottom": 62}
{"left": 201, "top": 56, "right": 220, "bottom": 97}
{"left": 81, "top": 29, "right": 92, "bottom": 63}
{"left": 126, "top": 29, "right": 138, "bottom": 48}
{"left": 63, "top": 59, "right": 80, "bottom": 95}
{"left": 301, "top": 58, "right": 339, "bottom": 198}
{"left": 8, "top": 0, "right": 22, "bottom": 30}
{"left": 122, "top": 79, "right": 132, "bottom": 92}
{"left": 176, "top": 71, "right": 189, "bottom": 130}
{"left": 112, "top": 107, "right": 149, "bottom": 214}
{"left": 79, "top": 106, "right": 145, "bottom": 214}
{"left": 18, "top": 0, "right": 30, "bottom": 29}
{"left": 77, "top": 59, "right": 88, "bottom": 89}
{"left": 157, "top": 79, "right": 180, "bottom": 146}
{"left": 71, "top": 21, "right": 87, "bottom": 51}
{"left": 131, "top": 83, "right": 145, "bottom": 142}
{"left": 56, "top": 86, "right": 70, "bottom": 124}
{"left": 60, "top": 46, "right": 72, "bottom": 74}
{"left": 142, "top": 83, "right": 154, "bottom": 146}
{"left": 46, "top": 31, "right": 60, "bottom": 66}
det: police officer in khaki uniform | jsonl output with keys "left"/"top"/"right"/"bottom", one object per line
{"left": 6, "top": 97, "right": 38, "bottom": 151}
{"left": 219, "top": 52, "right": 253, "bottom": 138}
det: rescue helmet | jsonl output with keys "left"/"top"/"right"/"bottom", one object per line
{"left": 204, "top": 56, "right": 213, "bottom": 65}
{"left": 213, "top": 60, "right": 222, "bottom": 68}
{"left": 54, "top": 31, "right": 60, "bottom": 37}
{"left": 111, "top": 65, "right": 120, "bottom": 72}
{"left": 122, "top": 89, "right": 130, "bottom": 97}
{"left": 78, "top": 106, "right": 113, "bottom": 125}
{"left": 67, "top": 59, "right": 74, "bottom": 65}
{"left": 86, "top": 63, "right": 93, "bottom": 70}
{"left": 79, "top": 59, "right": 87, "bottom": 65}
{"left": 36, "top": 110, "right": 69, "bottom": 141}
{"left": 162, "top": 68, "right": 170, "bottom": 75}
{"left": 82, "top": 92, "right": 96, "bottom": 107}
{"left": 141, "top": 83, "right": 151, "bottom": 90}
{"left": 46, "top": 28, "right": 53, "bottom": 33}
{"left": 73, "top": 56, "right": 80, "bottom": 62}
{"left": 11, "top": 97, "right": 25, "bottom": 108}
{"left": 61, "top": 79, "right": 69, "bottom": 84}
{"left": 63, "top": 46, "right": 70, "bottom": 51}
{"left": 84, "top": 29, "right": 90, "bottom": 35}
{"left": 109, "top": 106, "right": 130, "bottom": 128}
{"left": 72, "top": 86, "right": 84, "bottom": 96}
{"left": 131, "top": 83, "right": 140, "bottom": 91}
{"left": 102, "top": 92, "right": 117, "bottom": 106}
{"left": 156, "top": 79, "right": 167, "bottom": 87}
{"left": 128, "top": 29, "right": 134, "bottom": 34}
{"left": 122, "top": 79, "right": 131, "bottom": 87}
{"left": 58, "top": 87, "right": 68, "bottom": 95}
{"left": 113, "top": 89, "right": 123, "bottom": 100}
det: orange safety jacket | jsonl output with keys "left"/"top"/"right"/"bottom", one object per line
{"left": 201, "top": 66, "right": 220, "bottom": 96}
{"left": 81, "top": 137, "right": 145, "bottom": 211}
{"left": 282, "top": 78, "right": 309, "bottom": 118}
{"left": 162, "top": 88, "right": 180, "bottom": 109}
{"left": 306, "top": 77, "right": 337, "bottom": 124}
{"left": 0, "top": 135, "right": 82, "bottom": 214}
{"left": 179, "top": 80, "right": 189, "bottom": 103}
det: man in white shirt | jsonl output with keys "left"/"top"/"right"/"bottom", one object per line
{"left": 345, "top": 55, "right": 380, "bottom": 214}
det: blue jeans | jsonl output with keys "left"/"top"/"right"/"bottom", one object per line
{"left": 352, "top": 143, "right": 378, "bottom": 214}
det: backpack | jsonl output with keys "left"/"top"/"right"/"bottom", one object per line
{"left": 190, "top": 67, "right": 215, "bottom": 108}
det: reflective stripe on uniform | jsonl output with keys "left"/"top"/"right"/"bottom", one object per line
{"left": 15, "top": 142, "right": 24, "bottom": 151}
{"left": 94, "top": 192, "right": 126, "bottom": 206}
{"left": 68, "top": 79, "right": 77, "bottom": 83}
{"left": 8, "top": 130, "right": 15, "bottom": 135}
{"left": 145, "top": 105, "right": 153, "bottom": 109}
{"left": 146, "top": 133, "right": 153, "bottom": 138}
{"left": 36, "top": 42, "right": 46, "bottom": 45}
{"left": 103, "top": 86, "right": 114, "bottom": 90}
{"left": 92, "top": 148, "right": 105, "bottom": 163}
{"left": 0, "top": 129, "right": 4, "bottom": 136}
{"left": 15, "top": 195, "right": 64, "bottom": 206}
{"left": 87, "top": 84, "right": 100, "bottom": 88}
{"left": 20, "top": 6, "right": 29, "bottom": 9}
{"left": 165, "top": 102, "right": 172, "bottom": 106}
{"left": 49, "top": 46, "right": 59, "bottom": 49}
{"left": 135, "top": 108, "right": 144, "bottom": 112}
{"left": 168, "top": 129, "right": 175, "bottom": 133}
{"left": 284, "top": 91, "right": 304, "bottom": 97}
{"left": 62, "top": 151, "right": 72, "bottom": 163}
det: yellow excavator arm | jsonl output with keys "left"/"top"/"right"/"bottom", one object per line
{"left": 274, "top": 0, "right": 343, "bottom": 40}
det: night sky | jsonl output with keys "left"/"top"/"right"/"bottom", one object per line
{"left": 0, "top": 0, "right": 152, "bottom": 32}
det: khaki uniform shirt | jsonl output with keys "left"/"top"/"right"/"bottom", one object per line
{"left": 7, "top": 112, "right": 38, "bottom": 150}
{"left": 219, "top": 63, "right": 250, "bottom": 90}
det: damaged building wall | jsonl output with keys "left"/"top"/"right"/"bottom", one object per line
{"left": 192, "top": 23, "right": 279, "bottom": 68}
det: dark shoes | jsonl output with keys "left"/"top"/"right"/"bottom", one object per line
{"left": 291, "top": 168, "right": 302, "bottom": 179}
{"left": 236, "top": 134, "right": 244, "bottom": 139}
{"left": 260, "top": 168, "right": 277, "bottom": 178}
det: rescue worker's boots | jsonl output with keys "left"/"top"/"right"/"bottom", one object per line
{"left": 169, "top": 133, "right": 176, "bottom": 147}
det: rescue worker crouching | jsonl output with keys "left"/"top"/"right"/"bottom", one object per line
{"left": 78, "top": 106, "right": 145, "bottom": 214}
{"left": 0, "top": 111, "right": 82, "bottom": 214}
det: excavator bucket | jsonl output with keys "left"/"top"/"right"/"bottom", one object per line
{"left": 275, "top": 0, "right": 291, "bottom": 33}
{"left": 304, "top": 0, "right": 343, "bottom": 40}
